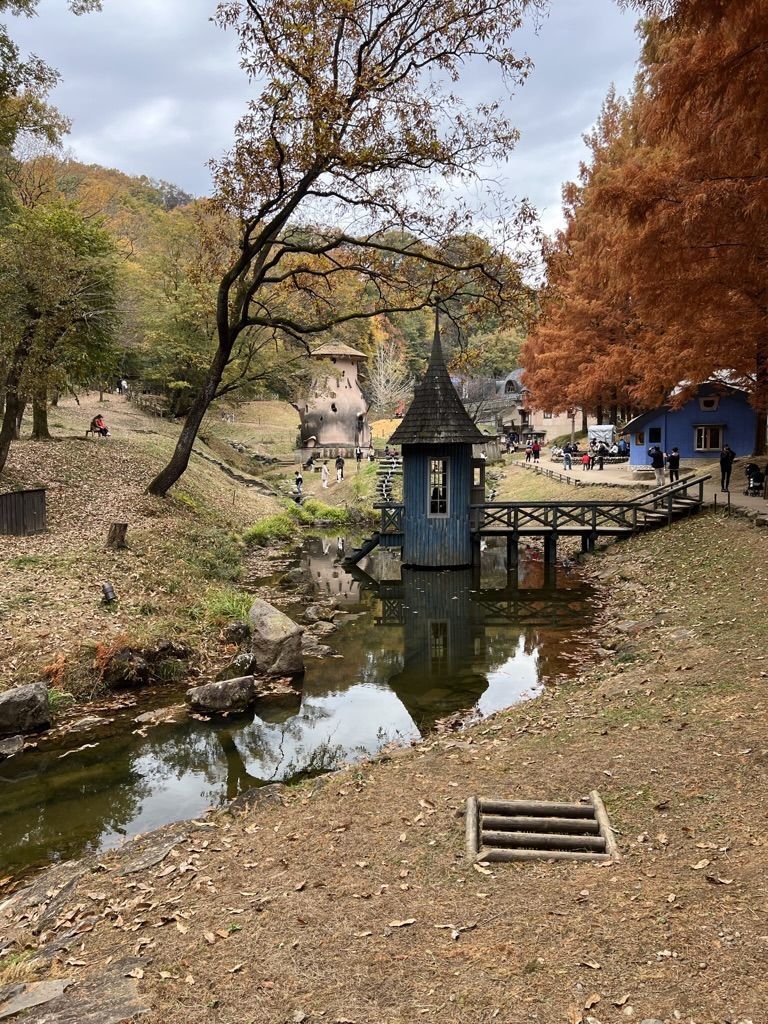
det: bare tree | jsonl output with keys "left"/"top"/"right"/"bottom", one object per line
{"left": 145, "top": 0, "right": 541, "bottom": 496}
{"left": 366, "top": 337, "right": 413, "bottom": 417}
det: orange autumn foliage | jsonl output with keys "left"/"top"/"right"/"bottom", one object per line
{"left": 525, "top": 2, "right": 768, "bottom": 452}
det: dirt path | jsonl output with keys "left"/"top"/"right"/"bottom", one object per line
{"left": 2, "top": 511, "right": 766, "bottom": 1024}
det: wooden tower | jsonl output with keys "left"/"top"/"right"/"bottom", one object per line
{"left": 390, "top": 315, "right": 485, "bottom": 568}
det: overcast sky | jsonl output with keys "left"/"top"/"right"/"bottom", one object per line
{"left": 10, "top": 0, "right": 640, "bottom": 235}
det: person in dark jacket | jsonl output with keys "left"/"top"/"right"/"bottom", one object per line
{"left": 666, "top": 446, "right": 681, "bottom": 483}
{"left": 648, "top": 445, "right": 665, "bottom": 486}
{"left": 719, "top": 444, "right": 736, "bottom": 492}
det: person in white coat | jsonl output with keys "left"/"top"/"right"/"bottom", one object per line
{"left": 321, "top": 461, "right": 329, "bottom": 488}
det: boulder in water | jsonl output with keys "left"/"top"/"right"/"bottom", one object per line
{"left": 248, "top": 599, "right": 304, "bottom": 677}
{"left": 0, "top": 682, "right": 50, "bottom": 737}
{"left": 186, "top": 676, "right": 256, "bottom": 714}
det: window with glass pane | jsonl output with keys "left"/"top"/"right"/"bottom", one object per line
{"left": 695, "top": 425, "right": 722, "bottom": 450}
{"left": 430, "top": 621, "right": 448, "bottom": 670}
{"left": 429, "top": 458, "right": 448, "bottom": 515}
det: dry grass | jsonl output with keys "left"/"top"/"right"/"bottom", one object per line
{"left": 493, "top": 461, "right": 644, "bottom": 503}
{"left": 0, "top": 394, "right": 281, "bottom": 692}
{"left": 5, "top": 512, "right": 767, "bottom": 1023}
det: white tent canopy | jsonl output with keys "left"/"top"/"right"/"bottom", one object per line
{"left": 587, "top": 424, "right": 616, "bottom": 446}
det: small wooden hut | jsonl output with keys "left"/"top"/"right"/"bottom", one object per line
{"left": 390, "top": 316, "right": 485, "bottom": 568}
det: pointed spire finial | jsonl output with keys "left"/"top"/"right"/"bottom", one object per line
{"left": 429, "top": 305, "right": 445, "bottom": 368}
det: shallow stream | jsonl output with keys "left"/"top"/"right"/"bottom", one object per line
{"left": 0, "top": 538, "right": 600, "bottom": 876}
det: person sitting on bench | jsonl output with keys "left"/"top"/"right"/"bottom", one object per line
{"left": 88, "top": 414, "right": 109, "bottom": 438}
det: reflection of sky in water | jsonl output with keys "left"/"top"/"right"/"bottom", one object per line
{"left": 478, "top": 636, "right": 542, "bottom": 717}
{"left": 1, "top": 546, "right": 597, "bottom": 875}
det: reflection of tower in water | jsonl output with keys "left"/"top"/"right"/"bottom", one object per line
{"left": 303, "top": 535, "right": 362, "bottom": 605}
{"left": 387, "top": 569, "right": 489, "bottom": 730}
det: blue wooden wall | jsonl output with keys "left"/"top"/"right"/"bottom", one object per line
{"left": 402, "top": 443, "right": 473, "bottom": 567}
{"left": 628, "top": 390, "right": 758, "bottom": 465}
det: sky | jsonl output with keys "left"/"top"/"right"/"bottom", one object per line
{"left": 9, "top": 0, "right": 641, "bottom": 235}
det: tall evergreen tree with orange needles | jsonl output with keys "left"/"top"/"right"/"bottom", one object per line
{"left": 603, "top": 0, "right": 768, "bottom": 452}
{"left": 522, "top": 89, "right": 648, "bottom": 423}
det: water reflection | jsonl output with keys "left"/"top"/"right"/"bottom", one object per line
{"left": 0, "top": 540, "right": 598, "bottom": 875}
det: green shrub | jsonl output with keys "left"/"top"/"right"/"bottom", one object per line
{"left": 199, "top": 587, "right": 253, "bottom": 624}
{"left": 301, "top": 498, "right": 351, "bottom": 525}
{"left": 47, "top": 687, "right": 75, "bottom": 715}
{"left": 243, "top": 512, "right": 296, "bottom": 546}
{"left": 185, "top": 529, "right": 244, "bottom": 580}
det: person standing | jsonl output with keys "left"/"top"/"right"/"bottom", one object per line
{"left": 581, "top": 451, "right": 591, "bottom": 472}
{"left": 525, "top": 443, "right": 532, "bottom": 463}
{"left": 597, "top": 442, "right": 608, "bottom": 470}
{"left": 295, "top": 470, "right": 303, "bottom": 495}
{"left": 355, "top": 446, "right": 363, "bottom": 466}
{"left": 666, "top": 446, "right": 681, "bottom": 483}
{"left": 648, "top": 445, "right": 665, "bottom": 486}
{"left": 335, "top": 454, "right": 345, "bottom": 482}
{"left": 531, "top": 440, "right": 541, "bottom": 463}
{"left": 321, "top": 461, "right": 329, "bottom": 489}
{"left": 719, "top": 443, "right": 736, "bottom": 492}
{"left": 563, "top": 448, "right": 573, "bottom": 471}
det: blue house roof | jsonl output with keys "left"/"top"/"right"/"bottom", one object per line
{"left": 624, "top": 383, "right": 748, "bottom": 434}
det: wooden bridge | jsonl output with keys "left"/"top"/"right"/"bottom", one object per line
{"left": 361, "top": 474, "right": 711, "bottom": 572}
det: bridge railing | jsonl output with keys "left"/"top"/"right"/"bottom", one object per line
{"left": 375, "top": 502, "right": 405, "bottom": 534}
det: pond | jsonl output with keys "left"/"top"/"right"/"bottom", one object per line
{"left": 0, "top": 539, "right": 600, "bottom": 877}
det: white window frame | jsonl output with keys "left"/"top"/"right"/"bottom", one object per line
{"left": 694, "top": 425, "right": 723, "bottom": 451}
{"left": 428, "top": 458, "right": 450, "bottom": 517}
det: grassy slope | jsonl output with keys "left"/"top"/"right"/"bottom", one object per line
{"left": 4, "top": 509, "right": 767, "bottom": 1023}
{"left": 0, "top": 394, "right": 283, "bottom": 692}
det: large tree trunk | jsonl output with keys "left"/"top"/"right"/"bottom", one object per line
{"left": 31, "top": 387, "right": 51, "bottom": 440}
{"left": 581, "top": 408, "right": 588, "bottom": 433}
{"left": 0, "top": 332, "right": 34, "bottom": 474}
{"left": 595, "top": 403, "right": 604, "bottom": 425}
{"left": 146, "top": 345, "right": 230, "bottom": 496}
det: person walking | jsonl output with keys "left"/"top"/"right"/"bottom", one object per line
{"left": 597, "top": 442, "right": 608, "bottom": 470}
{"left": 355, "top": 446, "right": 363, "bottom": 466}
{"left": 321, "top": 461, "right": 329, "bottom": 489}
{"left": 666, "top": 446, "right": 680, "bottom": 483}
{"left": 335, "top": 454, "right": 345, "bottom": 482}
{"left": 295, "top": 470, "right": 303, "bottom": 496}
{"left": 648, "top": 445, "right": 665, "bottom": 486}
{"left": 531, "top": 440, "right": 541, "bottom": 463}
{"left": 562, "top": 448, "right": 573, "bottom": 471}
{"left": 719, "top": 443, "right": 736, "bottom": 492}
{"left": 524, "top": 443, "right": 532, "bottom": 463}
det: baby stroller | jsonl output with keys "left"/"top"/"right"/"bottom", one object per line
{"left": 743, "top": 462, "right": 765, "bottom": 497}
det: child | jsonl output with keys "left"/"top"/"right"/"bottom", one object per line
{"left": 581, "top": 452, "right": 591, "bottom": 472}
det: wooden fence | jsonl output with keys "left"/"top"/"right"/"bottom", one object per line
{"left": 0, "top": 488, "right": 47, "bottom": 536}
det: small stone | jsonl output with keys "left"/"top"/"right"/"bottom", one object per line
{"left": 101, "top": 648, "right": 152, "bottom": 689}
{"left": 278, "top": 568, "right": 305, "bottom": 589}
{"left": 0, "top": 682, "right": 51, "bottom": 736}
{"left": 0, "top": 735, "right": 24, "bottom": 758}
{"left": 222, "top": 621, "right": 250, "bottom": 644}
{"left": 216, "top": 652, "right": 257, "bottom": 680}
{"left": 186, "top": 676, "right": 256, "bottom": 714}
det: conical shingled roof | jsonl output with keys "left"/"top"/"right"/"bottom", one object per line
{"left": 389, "top": 315, "right": 486, "bottom": 446}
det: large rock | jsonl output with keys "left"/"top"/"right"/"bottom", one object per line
{"left": 0, "top": 683, "right": 50, "bottom": 737}
{"left": 248, "top": 599, "right": 305, "bottom": 677}
{"left": 186, "top": 676, "right": 256, "bottom": 714}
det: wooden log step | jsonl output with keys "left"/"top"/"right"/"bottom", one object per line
{"left": 478, "top": 848, "right": 612, "bottom": 864}
{"left": 480, "top": 814, "right": 600, "bottom": 835}
{"left": 478, "top": 798, "right": 594, "bottom": 818}
{"left": 480, "top": 830, "right": 607, "bottom": 852}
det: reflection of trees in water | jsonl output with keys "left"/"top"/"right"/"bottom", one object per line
{"left": 0, "top": 729, "right": 153, "bottom": 872}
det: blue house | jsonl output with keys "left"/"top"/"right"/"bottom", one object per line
{"left": 623, "top": 383, "right": 757, "bottom": 466}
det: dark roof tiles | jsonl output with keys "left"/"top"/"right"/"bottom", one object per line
{"left": 390, "top": 318, "right": 485, "bottom": 446}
